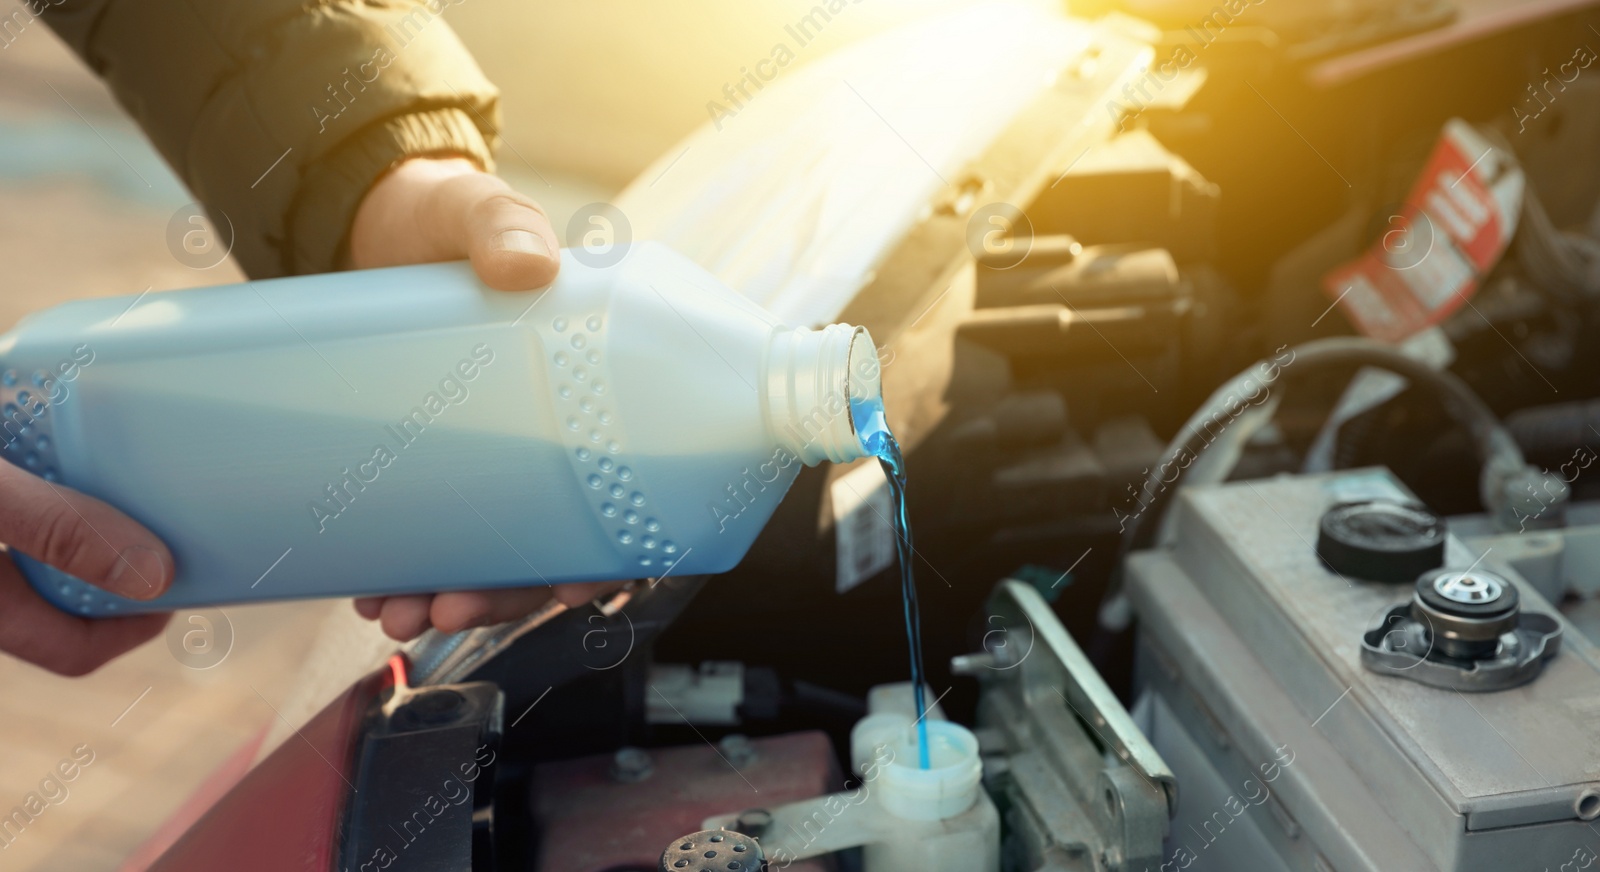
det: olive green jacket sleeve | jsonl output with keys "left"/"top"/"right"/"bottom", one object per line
{"left": 40, "top": 0, "right": 501, "bottom": 278}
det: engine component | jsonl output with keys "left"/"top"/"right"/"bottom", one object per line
{"left": 659, "top": 830, "right": 763, "bottom": 872}
{"left": 1026, "top": 128, "right": 1220, "bottom": 265}
{"left": 610, "top": 747, "right": 655, "bottom": 784}
{"left": 704, "top": 688, "right": 998, "bottom": 870}
{"left": 957, "top": 581, "right": 1173, "bottom": 872}
{"left": 964, "top": 243, "right": 1186, "bottom": 361}
{"left": 1361, "top": 568, "right": 1562, "bottom": 691}
{"left": 530, "top": 731, "right": 838, "bottom": 872}
{"left": 704, "top": 682, "right": 1000, "bottom": 872}
{"left": 338, "top": 677, "right": 505, "bottom": 872}
{"left": 1506, "top": 399, "right": 1600, "bottom": 468}
{"left": 1448, "top": 497, "right": 1600, "bottom": 637}
{"left": 1100, "top": 335, "right": 1534, "bottom": 634}
{"left": 1127, "top": 469, "right": 1600, "bottom": 871}
{"left": 1315, "top": 498, "right": 1446, "bottom": 583}
{"left": 647, "top": 662, "right": 745, "bottom": 726}
{"left": 1494, "top": 465, "right": 1573, "bottom": 532}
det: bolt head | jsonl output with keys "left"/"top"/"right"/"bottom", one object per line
{"left": 611, "top": 746, "right": 654, "bottom": 782}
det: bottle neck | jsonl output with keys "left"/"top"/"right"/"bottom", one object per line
{"left": 765, "top": 323, "right": 881, "bottom": 466}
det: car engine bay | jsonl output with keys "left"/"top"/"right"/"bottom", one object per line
{"left": 143, "top": 2, "right": 1600, "bottom": 870}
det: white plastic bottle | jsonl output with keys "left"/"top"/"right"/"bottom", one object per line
{"left": 0, "top": 243, "right": 882, "bottom": 616}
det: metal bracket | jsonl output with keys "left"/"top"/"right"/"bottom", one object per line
{"left": 957, "top": 580, "right": 1174, "bottom": 872}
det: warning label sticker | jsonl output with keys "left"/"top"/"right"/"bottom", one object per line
{"left": 1323, "top": 119, "right": 1524, "bottom": 342}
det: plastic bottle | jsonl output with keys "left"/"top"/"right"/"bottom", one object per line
{"left": 0, "top": 243, "right": 882, "bottom": 616}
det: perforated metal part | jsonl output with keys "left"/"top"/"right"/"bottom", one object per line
{"left": 659, "top": 829, "right": 763, "bottom": 872}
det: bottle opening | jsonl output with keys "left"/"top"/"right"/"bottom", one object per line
{"left": 766, "top": 323, "right": 882, "bottom": 466}
{"left": 846, "top": 328, "right": 889, "bottom": 458}
{"left": 877, "top": 720, "right": 983, "bottom": 821}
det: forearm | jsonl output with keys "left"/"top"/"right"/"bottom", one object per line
{"left": 39, "top": 0, "right": 501, "bottom": 278}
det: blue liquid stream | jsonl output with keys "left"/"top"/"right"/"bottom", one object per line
{"left": 851, "top": 396, "right": 930, "bottom": 770}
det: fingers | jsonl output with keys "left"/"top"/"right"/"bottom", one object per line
{"left": 374, "top": 589, "right": 559, "bottom": 641}
{"left": 353, "top": 596, "right": 384, "bottom": 620}
{"left": 0, "top": 462, "right": 173, "bottom": 600}
{"left": 551, "top": 580, "right": 626, "bottom": 609}
{"left": 428, "top": 587, "right": 555, "bottom": 634}
{"left": 347, "top": 157, "right": 561, "bottom": 291}
{"left": 354, "top": 582, "right": 624, "bottom": 640}
{"left": 460, "top": 185, "right": 561, "bottom": 291}
{"left": 0, "top": 555, "right": 169, "bottom": 676}
{"left": 378, "top": 595, "right": 434, "bottom": 642}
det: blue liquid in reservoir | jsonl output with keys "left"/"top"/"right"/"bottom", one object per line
{"left": 851, "top": 396, "right": 930, "bottom": 770}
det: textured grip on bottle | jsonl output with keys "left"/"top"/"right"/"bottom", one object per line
{"left": 537, "top": 311, "right": 685, "bottom": 577}
{"left": 0, "top": 367, "right": 61, "bottom": 481}
{"left": 0, "top": 366, "right": 126, "bottom": 615}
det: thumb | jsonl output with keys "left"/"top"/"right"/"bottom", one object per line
{"left": 461, "top": 184, "right": 562, "bottom": 292}
{"left": 0, "top": 463, "right": 173, "bottom": 600}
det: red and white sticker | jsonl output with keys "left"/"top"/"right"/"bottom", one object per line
{"left": 1323, "top": 119, "right": 1524, "bottom": 342}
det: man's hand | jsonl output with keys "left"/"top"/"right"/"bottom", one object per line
{"left": 349, "top": 156, "right": 619, "bottom": 641}
{"left": 0, "top": 462, "right": 173, "bottom": 675}
{"left": 353, "top": 581, "right": 622, "bottom": 642}
{"left": 347, "top": 156, "right": 562, "bottom": 290}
